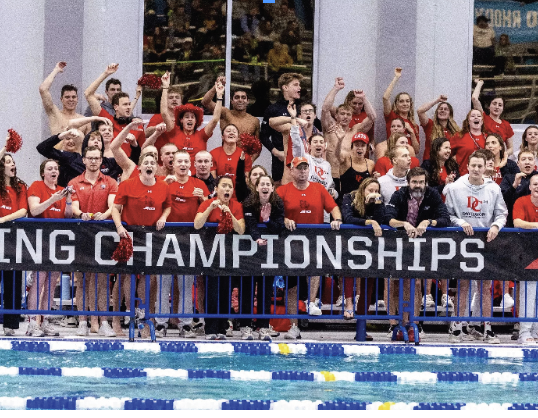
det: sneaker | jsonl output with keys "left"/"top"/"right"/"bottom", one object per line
{"left": 60, "top": 316, "right": 78, "bottom": 328}
{"left": 240, "top": 327, "right": 254, "bottom": 340}
{"left": 466, "top": 326, "right": 483, "bottom": 341}
{"left": 226, "top": 320, "right": 234, "bottom": 337}
{"left": 135, "top": 308, "right": 145, "bottom": 320}
{"left": 41, "top": 321, "right": 60, "bottom": 337}
{"left": 216, "top": 333, "right": 227, "bottom": 340}
{"left": 417, "top": 324, "right": 426, "bottom": 340}
{"left": 425, "top": 294, "right": 436, "bottom": 307}
{"left": 512, "top": 323, "right": 520, "bottom": 341}
{"left": 449, "top": 329, "right": 463, "bottom": 343}
{"left": 267, "top": 324, "right": 280, "bottom": 337}
{"left": 26, "top": 320, "right": 44, "bottom": 337}
{"left": 500, "top": 293, "right": 514, "bottom": 309}
{"left": 98, "top": 322, "right": 117, "bottom": 337}
{"left": 181, "top": 325, "right": 196, "bottom": 338}
{"left": 123, "top": 311, "right": 132, "bottom": 325}
{"left": 308, "top": 301, "right": 322, "bottom": 316}
{"left": 155, "top": 325, "right": 167, "bottom": 338}
{"left": 334, "top": 296, "right": 343, "bottom": 307}
{"left": 441, "top": 294, "right": 454, "bottom": 308}
{"left": 375, "top": 300, "right": 386, "bottom": 310}
{"left": 258, "top": 328, "right": 272, "bottom": 342}
{"left": 3, "top": 328, "right": 14, "bottom": 336}
{"left": 484, "top": 329, "right": 500, "bottom": 344}
{"left": 386, "top": 325, "right": 396, "bottom": 339}
{"left": 76, "top": 322, "right": 89, "bottom": 337}
{"left": 284, "top": 324, "right": 301, "bottom": 340}
{"left": 193, "top": 322, "right": 205, "bottom": 336}
{"left": 205, "top": 334, "right": 217, "bottom": 340}
{"left": 519, "top": 335, "right": 536, "bottom": 346}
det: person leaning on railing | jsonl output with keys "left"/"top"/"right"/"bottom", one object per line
{"left": 0, "top": 137, "right": 28, "bottom": 336}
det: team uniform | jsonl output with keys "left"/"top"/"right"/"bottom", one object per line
{"left": 450, "top": 132, "right": 486, "bottom": 176}
{"left": 210, "top": 147, "right": 252, "bottom": 189}
{"left": 170, "top": 129, "right": 210, "bottom": 176}
{"left": 99, "top": 109, "right": 145, "bottom": 157}
{"left": 147, "top": 113, "right": 179, "bottom": 159}
{"left": 421, "top": 118, "right": 455, "bottom": 161}
{"left": 276, "top": 181, "right": 337, "bottom": 224}
{"left": 27, "top": 181, "right": 66, "bottom": 218}
{"left": 168, "top": 178, "right": 210, "bottom": 222}
{"left": 384, "top": 110, "right": 419, "bottom": 144}
{"left": 68, "top": 172, "right": 118, "bottom": 216}
{"left": 374, "top": 156, "right": 420, "bottom": 177}
{"left": 483, "top": 112, "right": 514, "bottom": 143}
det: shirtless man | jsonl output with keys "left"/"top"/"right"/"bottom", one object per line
{"left": 321, "top": 78, "right": 375, "bottom": 195}
{"left": 39, "top": 61, "right": 90, "bottom": 135}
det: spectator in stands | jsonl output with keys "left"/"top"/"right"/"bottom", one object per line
{"left": 485, "top": 133, "right": 519, "bottom": 186}
{"left": 261, "top": 72, "right": 303, "bottom": 186}
{"left": 500, "top": 149, "right": 537, "bottom": 227}
{"left": 0, "top": 142, "right": 28, "bottom": 336}
{"left": 27, "top": 159, "right": 73, "bottom": 337}
{"left": 417, "top": 95, "right": 460, "bottom": 161}
{"left": 375, "top": 117, "right": 419, "bottom": 160}
{"left": 255, "top": 19, "right": 277, "bottom": 60}
{"left": 277, "top": 156, "right": 342, "bottom": 338}
{"left": 473, "top": 15, "right": 496, "bottom": 66}
{"left": 473, "top": 79, "right": 514, "bottom": 160}
{"left": 233, "top": 35, "right": 261, "bottom": 83}
{"left": 341, "top": 178, "right": 384, "bottom": 326}
{"left": 445, "top": 151, "right": 507, "bottom": 343}
{"left": 375, "top": 133, "right": 420, "bottom": 177}
{"left": 450, "top": 109, "right": 486, "bottom": 176}
{"left": 111, "top": 152, "right": 172, "bottom": 337}
{"left": 160, "top": 72, "right": 223, "bottom": 173}
{"left": 386, "top": 166, "right": 450, "bottom": 339}
{"left": 242, "top": 174, "right": 285, "bottom": 341}
{"left": 515, "top": 125, "right": 538, "bottom": 166}
{"left": 512, "top": 173, "right": 538, "bottom": 345}
{"left": 152, "top": 26, "right": 168, "bottom": 55}
{"left": 194, "top": 175, "right": 245, "bottom": 340}
{"left": 235, "top": 164, "right": 268, "bottom": 203}
{"left": 267, "top": 42, "right": 294, "bottom": 82}
{"left": 248, "top": 79, "right": 272, "bottom": 117}
{"left": 280, "top": 20, "right": 302, "bottom": 63}
{"left": 83, "top": 77, "right": 122, "bottom": 121}
{"left": 39, "top": 62, "right": 90, "bottom": 135}
{"left": 196, "top": 8, "right": 221, "bottom": 46}
{"left": 193, "top": 150, "right": 216, "bottom": 193}
{"left": 338, "top": 90, "right": 375, "bottom": 143}
{"left": 241, "top": 6, "right": 260, "bottom": 36}
{"left": 421, "top": 137, "right": 460, "bottom": 195}
{"left": 334, "top": 131, "right": 374, "bottom": 197}
{"left": 272, "top": 2, "right": 296, "bottom": 34}
{"left": 69, "top": 146, "right": 118, "bottom": 337}
{"left": 494, "top": 33, "right": 516, "bottom": 75}
{"left": 168, "top": 3, "right": 190, "bottom": 38}
{"left": 382, "top": 67, "right": 420, "bottom": 155}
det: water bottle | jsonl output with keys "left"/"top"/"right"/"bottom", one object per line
{"left": 274, "top": 276, "right": 284, "bottom": 289}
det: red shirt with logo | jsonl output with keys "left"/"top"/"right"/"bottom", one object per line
{"left": 210, "top": 147, "right": 252, "bottom": 187}
{"left": 99, "top": 109, "right": 145, "bottom": 157}
{"left": 350, "top": 111, "right": 374, "bottom": 143}
{"left": 169, "top": 129, "right": 210, "bottom": 175}
{"left": 483, "top": 112, "right": 514, "bottom": 142}
{"left": 114, "top": 176, "right": 171, "bottom": 226}
{"left": 277, "top": 181, "right": 337, "bottom": 224}
{"left": 28, "top": 181, "right": 67, "bottom": 219}
{"left": 374, "top": 156, "right": 420, "bottom": 176}
{"left": 147, "top": 113, "right": 179, "bottom": 161}
{"left": 197, "top": 197, "right": 244, "bottom": 223}
{"left": 513, "top": 195, "right": 538, "bottom": 223}
{"left": 0, "top": 184, "right": 28, "bottom": 218}
{"left": 421, "top": 118, "right": 456, "bottom": 161}
{"left": 450, "top": 132, "right": 486, "bottom": 175}
{"left": 68, "top": 171, "right": 118, "bottom": 216}
{"left": 384, "top": 110, "right": 419, "bottom": 143}
{"left": 168, "top": 177, "right": 210, "bottom": 222}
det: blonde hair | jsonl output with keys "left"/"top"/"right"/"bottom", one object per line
{"left": 351, "top": 178, "right": 380, "bottom": 217}
{"left": 431, "top": 102, "right": 460, "bottom": 140}
{"left": 392, "top": 92, "right": 417, "bottom": 125}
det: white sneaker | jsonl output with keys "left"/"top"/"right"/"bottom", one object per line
{"left": 334, "top": 296, "right": 343, "bottom": 307}
{"left": 76, "top": 322, "right": 89, "bottom": 336}
{"left": 240, "top": 327, "right": 254, "bottom": 340}
{"left": 284, "top": 324, "right": 301, "bottom": 340}
{"left": 376, "top": 300, "right": 386, "bottom": 310}
{"left": 26, "top": 320, "right": 44, "bottom": 337}
{"left": 226, "top": 320, "right": 234, "bottom": 337}
{"left": 308, "top": 301, "right": 322, "bottom": 316}
{"left": 267, "top": 324, "right": 280, "bottom": 337}
{"left": 441, "top": 294, "right": 454, "bottom": 308}
{"left": 425, "top": 294, "right": 436, "bottom": 307}
{"left": 258, "top": 328, "right": 272, "bottom": 342}
{"left": 180, "top": 325, "right": 196, "bottom": 338}
{"left": 60, "top": 316, "right": 78, "bottom": 328}
{"left": 98, "top": 322, "right": 117, "bottom": 337}
{"left": 41, "top": 321, "right": 59, "bottom": 337}
{"left": 123, "top": 311, "right": 132, "bottom": 325}
{"left": 501, "top": 293, "right": 514, "bottom": 309}
{"left": 3, "top": 328, "right": 14, "bottom": 336}
{"left": 484, "top": 329, "right": 500, "bottom": 344}
{"left": 449, "top": 330, "right": 463, "bottom": 343}
{"left": 466, "top": 326, "right": 483, "bottom": 341}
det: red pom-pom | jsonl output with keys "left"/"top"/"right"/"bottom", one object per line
{"left": 111, "top": 235, "right": 134, "bottom": 263}
{"left": 6, "top": 129, "right": 22, "bottom": 153}
{"left": 137, "top": 74, "right": 162, "bottom": 90}
{"left": 216, "top": 211, "right": 233, "bottom": 234}
{"left": 239, "top": 133, "right": 262, "bottom": 156}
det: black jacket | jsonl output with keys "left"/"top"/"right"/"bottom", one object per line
{"left": 341, "top": 193, "right": 385, "bottom": 225}
{"left": 421, "top": 159, "right": 461, "bottom": 195}
{"left": 385, "top": 186, "right": 450, "bottom": 228}
{"left": 500, "top": 170, "right": 538, "bottom": 227}
{"left": 243, "top": 196, "right": 285, "bottom": 241}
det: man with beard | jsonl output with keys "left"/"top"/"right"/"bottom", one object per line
{"left": 445, "top": 151, "right": 507, "bottom": 343}
{"left": 385, "top": 167, "right": 450, "bottom": 340}
{"left": 85, "top": 63, "right": 145, "bottom": 158}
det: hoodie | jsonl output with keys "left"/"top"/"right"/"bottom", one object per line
{"left": 378, "top": 168, "right": 408, "bottom": 206}
{"left": 444, "top": 174, "right": 508, "bottom": 229}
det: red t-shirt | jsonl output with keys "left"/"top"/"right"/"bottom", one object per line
{"left": 384, "top": 110, "right": 419, "bottom": 143}
{"left": 68, "top": 172, "right": 118, "bottom": 216}
{"left": 276, "top": 182, "right": 337, "bottom": 224}
{"left": 210, "top": 147, "right": 253, "bottom": 187}
{"left": 350, "top": 111, "right": 375, "bottom": 143}
{"left": 421, "top": 118, "right": 455, "bottom": 161}
{"left": 169, "top": 128, "right": 210, "bottom": 175}
{"left": 114, "top": 176, "right": 171, "bottom": 226}
{"left": 0, "top": 184, "right": 28, "bottom": 218}
{"left": 168, "top": 177, "right": 210, "bottom": 222}
{"left": 374, "top": 156, "right": 420, "bottom": 176}
{"left": 513, "top": 195, "right": 538, "bottom": 223}
{"left": 197, "top": 197, "right": 244, "bottom": 223}
{"left": 99, "top": 109, "right": 145, "bottom": 157}
{"left": 27, "top": 181, "right": 66, "bottom": 219}
{"left": 450, "top": 132, "right": 486, "bottom": 175}
{"left": 147, "top": 114, "right": 179, "bottom": 161}
{"left": 483, "top": 112, "right": 514, "bottom": 142}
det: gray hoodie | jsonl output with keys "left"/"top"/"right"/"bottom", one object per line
{"left": 378, "top": 168, "right": 408, "bottom": 206}
{"left": 444, "top": 174, "right": 508, "bottom": 229}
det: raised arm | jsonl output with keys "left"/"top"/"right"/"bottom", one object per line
{"left": 350, "top": 90, "right": 374, "bottom": 133}
{"left": 28, "top": 189, "right": 68, "bottom": 217}
{"left": 67, "top": 116, "right": 111, "bottom": 130}
{"left": 85, "top": 63, "right": 119, "bottom": 116}
{"left": 417, "top": 94, "right": 447, "bottom": 126}
{"left": 383, "top": 67, "right": 402, "bottom": 116}
{"left": 321, "top": 77, "right": 345, "bottom": 129}
{"left": 110, "top": 119, "right": 143, "bottom": 173}
{"left": 141, "top": 123, "right": 167, "bottom": 150}
{"left": 131, "top": 84, "right": 142, "bottom": 112}
{"left": 39, "top": 62, "right": 66, "bottom": 115}
{"left": 288, "top": 104, "right": 307, "bottom": 158}
{"left": 201, "top": 76, "right": 225, "bottom": 114}
{"left": 204, "top": 81, "right": 224, "bottom": 137}
{"left": 405, "top": 121, "right": 420, "bottom": 155}
{"left": 471, "top": 79, "right": 484, "bottom": 113}
{"left": 160, "top": 72, "right": 175, "bottom": 131}
{"left": 334, "top": 124, "right": 348, "bottom": 164}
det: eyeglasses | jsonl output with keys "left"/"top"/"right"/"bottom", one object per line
{"left": 84, "top": 157, "right": 102, "bottom": 162}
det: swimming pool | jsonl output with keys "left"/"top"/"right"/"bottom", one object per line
{"left": 1, "top": 339, "right": 538, "bottom": 410}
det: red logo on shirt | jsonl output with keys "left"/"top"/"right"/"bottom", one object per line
{"left": 314, "top": 166, "right": 326, "bottom": 180}
{"left": 355, "top": 174, "right": 363, "bottom": 184}
{"left": 467, "top": 196, "right": 482, "bottom": 212}
{"left": 224, "top": 164, "right": 234, "bottom": 175}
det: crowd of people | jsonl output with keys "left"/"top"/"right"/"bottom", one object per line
{"left": 1, "top": 52, "right": 538, "bottom": 345}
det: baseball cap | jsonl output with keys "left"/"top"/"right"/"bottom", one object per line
{"left": 352, "top": 132, "right": 369, "bottom": 144}
{"left": 291, "top": 156, "right": 309, "bottom": 167}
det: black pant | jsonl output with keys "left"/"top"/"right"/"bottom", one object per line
{"left": 1, "top": 270, "right": 22, "bottom": 329}
{"left": 204, "top": 276, "right": 234, "bottom": 335}
{"left": 238, "top": 276, "right": 274, "bottom": 329}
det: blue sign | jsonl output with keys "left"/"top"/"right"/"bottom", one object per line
{"left": 475, "top": 1, "right": 538, "bottom": 43}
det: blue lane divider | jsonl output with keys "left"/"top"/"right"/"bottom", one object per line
{"left": 509, "top": 403, "right": 538, "bottom": 410}
{"left": 159, "top": 342, "right": 198, "bottom": 353}
{"left": 85, "top": 342, "right": 124, "bottom": 351}
{"left": 233, "top": 343, "right": 272, "bottom": 355}
{"left": 103, "top": 368, "right": 147, "bottom": 378}
{"left": 26, "top": 397, "right": 80, "bottom": 410}
{"left": 187, "top": 369, "right": 230, "bottom": 379}
{"left": 379, "top": 345, "right": 416, "bottom": 355}
{"left": 519, "top": 373, "right": 538, "bottom": 381}
{"left": 11, "top": 341, "right": 50, "bottom": 352}
{"left": 523, "top": 349, "right": 538, "bottom": 361}
{"left": 436, "top": 372, "right": 478, "bottom": 382}
{"left": 19, "top": 367, "right": 62, "bottom": 376}
{"left": 124, "top": 399, "right": 174, "bottom": 410}
{"left": 271, "top": 371, "right": 314, "bottom": 381}
{"left": 355, "top": 372, "right": 397, "bottom": 382}
{"left": 305, "top": 343, "right": 344, "bottom": 356}
{"left": 222, "top": 400, "right": 272, "bottom": 410}
{"left": 414, "top": 402, "right": 464, "bottom": 410}
{"left": 450, "top": 348, "right": 489, "bottom": 358}
{"left": 318, "top": 401, "right": 367, "bottom": 410}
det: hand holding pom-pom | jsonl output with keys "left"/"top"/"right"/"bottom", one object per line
{"left": 6, "top": 129, "right": 23, "bottom": 153}
{"left": 239, "top": 133, "right": 262, "bottom": 156}
{"left": 216, "top": 211, "right": 233, "bottom": 234}
{"left": 137, "top": 74, "right": 162, "bottom": 90}
{"left": 111, "top": 235, "right": 134, "bottom": 263}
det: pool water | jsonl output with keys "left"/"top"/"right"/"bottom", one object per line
{"left": 0, "top": 347, "right": 537, "bottom": 404}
